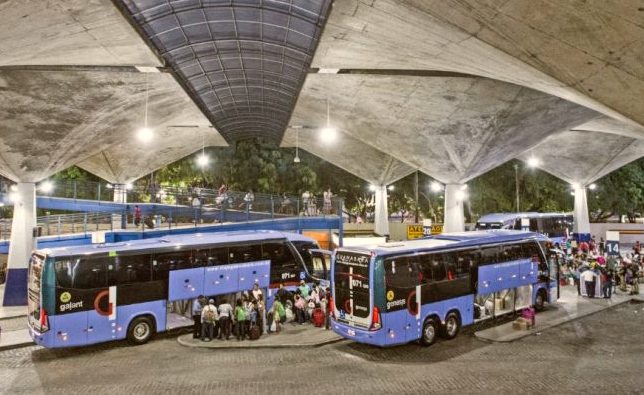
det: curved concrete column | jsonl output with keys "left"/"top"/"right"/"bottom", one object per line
{"left": 444, "top": 184, "right": 465, "bottom": 233}
{"left": 374, "top": 186, "right": 389, "bottom": 237}
{"left": 3, "top": 183, "right": 36, "bottom": 306}
{"left": 573, "top": 185, "right": 591, "bottom": 242}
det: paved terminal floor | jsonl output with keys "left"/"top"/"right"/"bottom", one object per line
{"left": 1, "top": 298, "right": 644, "bottom": 394}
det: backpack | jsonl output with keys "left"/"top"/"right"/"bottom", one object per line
{"left": 204, "top": 307, "right": 216, "bottom": 323}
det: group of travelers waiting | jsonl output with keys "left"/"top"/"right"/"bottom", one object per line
{"left": 191, "top": 280, "right": 331, "bottom": 342}
{"left": 560, "top": 238, "right": 642, "bottom": 298}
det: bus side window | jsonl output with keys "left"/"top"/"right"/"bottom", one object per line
{"left": 192, "top": 249, "right": 209, "bottom": 267}
{"left": 442, "top": 253, "right": 457, "bottom": 280}
{"left": 75, "top": 257, "right": 108, "bottom": 289}
{"left": 208, "top": 248, "right": 228, "bottom": 266}
{"left": 54, "top": 258, "right": 76, "bottom": 288}
{"left": 480, "top": 247, "right": 500, "bottom": 265}
{"left": 431, "top": 255, "right": 447, "bottom": 282}
{"left": 418, "top": 254, "right": 433, "bottom": 284}
{"left": 453, "top": 252, "right": 472, "bottom": 279}
{"left": 229, "top": 244, "right": 261, "bottom": 263}
{"left": 263, "top": 242, "right": 298, "bottom": 282}
{"left": 109, "top": 254, "right": 151, "bottom": 285}
{"left": 385, "top": 257, "right": 416, "bottom": 288}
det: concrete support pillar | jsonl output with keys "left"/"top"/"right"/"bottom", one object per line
{"left": 3, "top": 182, "right": 36, "bottom": 306}
{"left": 573, "top": 185, "right": 591, "bottom": 242}
{"left": 374, "top": 185, "right": 389, "bottom": 237}
{"left": 444, "top": 184, "right": 465, "bottom": 233}
{"left": 112, "top": 184, "right": 127, "bottom": 230}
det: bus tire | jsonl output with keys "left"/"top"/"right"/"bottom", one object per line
{"left": 420, "top": 316, "right": 440, "bottom": 347}
{"left": 534, "top": 289, "right": 547, "bottom": 312}
{"left": 127, "top": 316, "right": 155, "bottom": 345}
{"left": 441, "top": 311, "right": 460, "bottom": 340}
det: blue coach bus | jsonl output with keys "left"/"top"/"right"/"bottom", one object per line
{"left": 475, "top": 212, "right": 573, "bottom": 243}
{"left": 330, "top": 230, "right": 559, "bottom": 347}
{"left": 27, "top": 230, "right": 324, "bottom": 348}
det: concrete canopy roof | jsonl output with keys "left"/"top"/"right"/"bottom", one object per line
{"left": 280, "top": 127, "right": 415, "bottom": 186}
{"left": 0, "top": 0, "right": 160, "bottom": 67}
{"left": 0, "top": 69, "right": 222, "bottom": 183}
{"left": 0, "top": 0, "right": 641, "bottom": 190}
{"left": 291, "top": 74, "right": 598, "bottom": 184}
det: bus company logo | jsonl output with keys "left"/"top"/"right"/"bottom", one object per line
{"left": 386, "top": 299, "right": 405, "bottom": 310}
{"left": 386, "top": 290, "right": 395, "bottom": 302}
{"left": 60, "top": 300, "right": 83, "bottom": 312}
{"left": 59, "top": 292, "right": 71, "bottom": 303}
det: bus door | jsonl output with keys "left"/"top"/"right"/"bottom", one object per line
{"left": 548, "top": 249, "right": 562, "bottom": 300}
{"left": 306, "top": 249, "right": 332, "bottom": 288}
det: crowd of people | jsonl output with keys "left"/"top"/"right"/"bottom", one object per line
{"left": 559, "top": 238, "right": 642, "bottom": 298}
{"left": 191, "top": 280, "right": 331, "bottom": 342}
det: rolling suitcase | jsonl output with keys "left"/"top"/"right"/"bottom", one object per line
{"left": 248, "top": 324, "right": 260, "bottom": 340}
{"left": 312, "top": 308, "right": 325, "bottom": 327}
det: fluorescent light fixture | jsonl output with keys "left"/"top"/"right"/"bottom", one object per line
{"left": 387, "top": 185, "right": 395, "bottom": 191}
{"left": 460, "top": 184, "right": 468, "bottom": 191}
{"left": 455, "top": 190, "right": 466, "bottom": 201}
{"left": 125, "top": 183, "right": 133, "bottom": 190}
{"left": 318, "top": 68, "right": 340, "bottom": 74}
{"left": 135, "top": 66, "right": 160, "bottom": 73}
{"left": 588, "top": 183, "right": 597, "bottom": 190}
{"left": 369, "top": 185, "right": 377, "bottom": 192}
{"left": 571, "top": 183, "right": 581, "bottom": 190}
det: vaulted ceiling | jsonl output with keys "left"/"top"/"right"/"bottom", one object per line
{"left": 0, "top": 0, "right": 641, "bottom": 187}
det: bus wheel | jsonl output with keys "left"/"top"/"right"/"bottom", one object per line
{"left": 420, "top": 317, "right": 439, "bottom": 347}
{"left": 441, "top": 312, "right": 460, "bottom": 340}
{"left": 534, "top": 289, "right": 547, "bottom": 312}
{"left": 128, "top": 316, "right": 154, "bottom": 345}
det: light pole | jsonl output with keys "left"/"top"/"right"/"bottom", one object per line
{"left": 514, "top": 163, "right": 520, "bottom": 213}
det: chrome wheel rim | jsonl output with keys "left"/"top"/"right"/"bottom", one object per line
{"left": 134, "top": 322, "right": 150, "bottom": 340}
{"left": 446, "top": 317, "right": 457, "bottom": 336}
{"left": 424, "top": 323, "right": 435, "bottom": 342}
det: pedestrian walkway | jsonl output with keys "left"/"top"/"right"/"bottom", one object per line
{"left": 0, "top": 284, "right": 33, "bottom": 350}
{"left": 178, "top": 322, "right": 342, "bottom": 349}
{"left": 475, "top": 285, "right": 644, "bottom": 343}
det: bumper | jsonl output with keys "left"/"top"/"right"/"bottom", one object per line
{"left": 29, "top": 327, "right": 54, "bottom": 347}
{"left": 331, "top": 318, "right": 384, "bottom": 346}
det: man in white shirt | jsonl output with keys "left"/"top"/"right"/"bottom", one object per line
{"left": 200, "top": 299, "right": 218, "bottom": 341}
{"left": 581, "top": 269, "right": 596, "bottom": 298}
{"left": 218, "top": 298, "right": 233, "bottom": 340}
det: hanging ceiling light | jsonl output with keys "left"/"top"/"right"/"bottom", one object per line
{"left": 320, "top": 98, "right": 337, "bottom": 143}
{"left": 197, "top": 134, "right": 209, "bottom": 168}
{"left": 137, "top": 73, "right": 154, "bottom": 143}
{"left": 294, "top": 129, "right": 301, "bottom": 163}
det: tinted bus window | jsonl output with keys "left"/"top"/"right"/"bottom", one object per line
{"left": 54, "top": 258, "right": 77, "bottom": 288}
{"left": 109, "top": 254, "right": 151, "bottom": 285}
{"left": 502, "top": 244, "right": 524, "bottom": 261}
{"left": 75, "top": 257, "right": 108, "bottom": 289}
{"left": 291, "top": 241, "right": 318, "bottom": 275}
{"left": 430, "top": 254, "right": 447, "bottom": 281}
{"left": 229, "top": 244, "right": 261, "bottom": 263}
{"left": 263, "top": 242, "right": 299, "bottom": 283}
{"left": 152, "top": 251, "right": 191, "bottom": 280}
{"left": 192, "top": 249, "right": 210, "bottom": 267}
{"left": 385, "top": 256, "right": 418, "bottom": 288}
{"left": 480, "top": 247, "right": 501, "bottom": 265}
{"left": 209, "top": 248, "right": 229, "bottom": 266}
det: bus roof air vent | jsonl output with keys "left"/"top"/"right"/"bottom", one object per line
{"left": 94, "top": 242, "right": 127, "bottom": 249}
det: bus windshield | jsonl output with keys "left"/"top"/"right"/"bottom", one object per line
{"left": 28, "top": 253, "right": 48, "bottom": 332}
{"left": 334, "top": 251, "right": 371, "bottom": 325}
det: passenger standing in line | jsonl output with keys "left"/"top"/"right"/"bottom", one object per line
{"left": 603, "top": 268, "right": 613, "bottom": 299}
{"left": 294, "top": 294, "right": 306, "bottom": 324}
{"left": 201, "top": 299, "right": 218, "bottom": 342}
{"left": 298, "top": 279, "right": 310, "bottom": 298}
{"left": 581, "top": 267, "right": 596, "bottom": 298}
{"left": 234, "top": 299, "right": 247, "bottom": 341}
{"left": 257, "top": 295, "right": 265, "bottom": 334}
{"left": 218, "top": 298, "right": 233, "bottom": 340}
{"left": 192, "top": 295, "right": 206, "bottom": 339}
{"left": 251, "top": 282, "right": 263, "bottom": 301}
{"left": 277, "top": 283, "right": 290, "bottom": 305}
